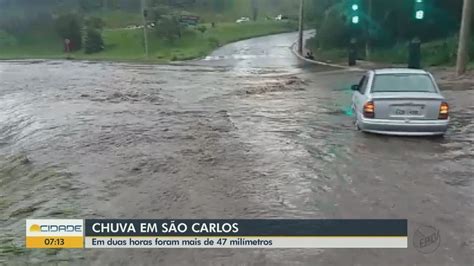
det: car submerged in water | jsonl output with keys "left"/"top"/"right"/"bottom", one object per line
{"left": 352, "top": 68, "right": 450, "bottom": 136}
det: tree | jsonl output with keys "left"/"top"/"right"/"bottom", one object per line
{"left": 316, "top": 6, "right": 350, "bottom": 49}
{"left": 85, "top": 17, "right": 106, "bottom": 30}
{"left": 55, "top": 14, "right": 82, "bottom": 51}
{"left": 149, "top": 5, "right": 172, "bottom": 22}
{"left": 83, "top": 16, "right": 105, "bottom": 54}
{"left": 197, "top": 25, "right": 207, "bottom": 34}
{"left": 155, "top": 16, "right": 182, "bottom": 42}
{"left": 84, "top": 28, "right": 104, "bottom": 54}
{"left": 79, "top": 0, "right": 101, "bottom": 11}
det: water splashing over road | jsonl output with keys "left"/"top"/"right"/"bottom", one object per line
{"left": 0, "top": 32, "right": 473, "bottom": 265}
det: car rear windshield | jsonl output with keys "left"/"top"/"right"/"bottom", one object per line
{"left": 372, "top": 74, "right": 437, "bottom": 93}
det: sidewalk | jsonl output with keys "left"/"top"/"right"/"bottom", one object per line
{"left": 430, "top": 67, "right": 474, "bottom": 91}
{"left": 292, "top": 42, "right": 474, "bottom": 90}
{"left": 290, "top": 42, "right": 362, "bottom": 70}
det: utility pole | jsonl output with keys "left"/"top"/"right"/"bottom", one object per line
{"left": 251, "top": 0, "right": 259, "bottom": 21}
{"left": 298, "top": 0, "right": 304, "bottom": 55}
{"left": 141, "top": 0, "right": 149, "bottom": 58}
{"left": 365, "top": 0, "right": 372, "bottom": 60}
{"left": 456, "top": 0, "right": 472, "bottom": 76}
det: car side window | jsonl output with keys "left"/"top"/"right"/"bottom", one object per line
{"left": 358, "top": 75, "right": 368, "bottom": 94}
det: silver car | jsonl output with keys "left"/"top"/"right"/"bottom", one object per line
{"left": 352, "top": 68, "right": 449, "bottom": 136}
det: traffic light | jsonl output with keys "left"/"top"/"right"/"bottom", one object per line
{"left": 414, "top": 0, "right": 425, "bottom": 20}
{"left": 350, "top": 0, "right": 361, "bottom": 24}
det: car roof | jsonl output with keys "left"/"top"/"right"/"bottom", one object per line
{"left": 371, "top": 68, "right": 429, "bottom": 75}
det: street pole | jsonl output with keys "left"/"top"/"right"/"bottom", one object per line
{"left": 141, "top": 0, "right": 149, "bottom": 58}
{"left": 298, "top": 0, "right": 304, "bottom": 55}
{"left": 365, "top": 0, "right": 372, "bottom": 60}
{"left": 456, "top": 0, "right": 472, "bottom": 76}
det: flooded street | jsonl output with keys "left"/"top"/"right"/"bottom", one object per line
{"left": 1, "top": 32, "right": 473, "bottom": 265}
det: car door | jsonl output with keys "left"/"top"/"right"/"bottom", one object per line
{"left": 352, "top": 74, "right": 369, "bottom": 118}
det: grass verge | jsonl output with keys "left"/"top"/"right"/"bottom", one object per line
{"left": 0, "top": 21, "right": 297, "bottom": 62}
{"left": 309, "top": 36, "right": 473, "bottom": 68}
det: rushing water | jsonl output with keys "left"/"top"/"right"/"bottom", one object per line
{"left": 0, "top": 32, "right": 473, "bottom": 265}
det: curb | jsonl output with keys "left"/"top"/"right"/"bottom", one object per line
{"left": 290, "top": 42, "right": 363, "bottom": 71}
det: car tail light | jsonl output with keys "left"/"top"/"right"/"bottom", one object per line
{"left": 363, "top": 101, "right": 375, "bottom": 118}
{"left": 439, "top": 102, "right": 449, "bottom": 120}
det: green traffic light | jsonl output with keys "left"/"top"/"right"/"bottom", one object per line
{"left": 352, "top": 16, "right": 360, "bottom": 24}
{"left": 414, "top": 0, "right": 425, "bottom": 20}
{"left": 415, "top": 10, "right": 424, "bottom": 20}
{"left": 352, "top": 4, "right": 359, "bottom": 11}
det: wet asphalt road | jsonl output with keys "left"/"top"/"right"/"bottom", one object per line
{"left": 0, "top": 31, "right": 473, "bottom": 265}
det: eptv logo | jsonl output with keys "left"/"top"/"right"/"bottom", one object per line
{"left": 26, "top": 219, "right": 84, "bottom": 236}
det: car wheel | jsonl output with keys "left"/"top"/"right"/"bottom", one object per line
{"left": 354, "top": 116, "right": 361, "bottom": 131}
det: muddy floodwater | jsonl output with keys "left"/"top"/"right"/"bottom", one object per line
{"left": 0, "top": 32, "right": 473, "bottom": 265}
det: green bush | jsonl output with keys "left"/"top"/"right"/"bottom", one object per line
{"left": 370, "top": 44, "right": 409, "bottom": 64}
{"left": 55, "top": 14, "right": 83, "bottom": 51}
{"left": 150, "top": 5, "right": 172, "bottom": 22}
{"left": 308, "top": 48, "right": 347, "bottom": 63}
{"left": 84, "top": 28, "right": 104, "bottom": 54}
{"left": 207, "top": 37, "right": 220, "bottom": 48}
{"left": 155, "top": 16, "right": 182, "bottom": 42}
{"left": 316, "top": 9, "right": 350, "bottom": 50}
{"left": 79, "top": 0, "right": 102, "bottom": 11}
{"left": 421, "top": 38, "right": 457, "bottom": 66}
{"left": 197, "top": 25, "right": 207, "bottom": 34}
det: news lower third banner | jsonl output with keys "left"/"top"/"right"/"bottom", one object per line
{"left": 26, "top": 219, "right": 408, "bottom": 249}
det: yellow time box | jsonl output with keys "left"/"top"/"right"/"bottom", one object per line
{"left": 26, "top": 219, "right": 84, "bottom": 249}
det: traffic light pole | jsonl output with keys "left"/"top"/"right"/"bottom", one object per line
{"left": 348, "top": 1, "right": 360, "bottom": 66}
{"left": 298, "top": 0, "right": 305, "bottom": 55}
{"left": 408, "top": 0, "right": 424, "bottom": 69}
{"left": 348, "top": 28, "right": 357, "bottom": 66}
{"left": 141, "top": 0, "right": 149, "bottom": 58}
{"left": 365, "top": 0, "right": 372, "bottom": 60}
{"left": 408, "top": 37, "right": 421, "bottom": 69}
